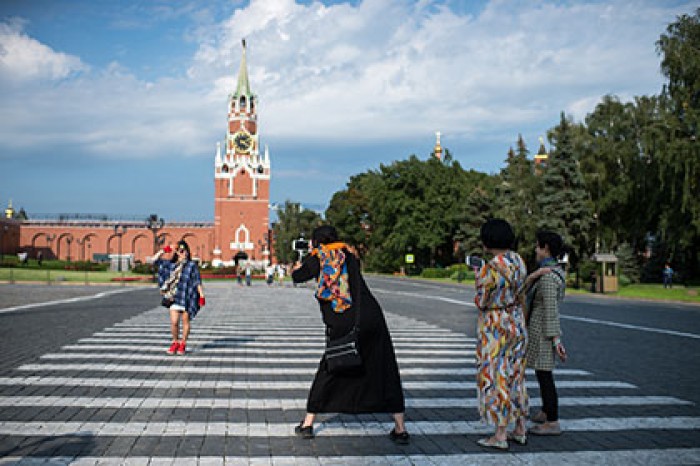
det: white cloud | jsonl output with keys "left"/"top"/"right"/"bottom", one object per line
{"left": 0, "top": 0, "right": 695, "bottom": 164}
{"left": 0, "top": 18, "right": 88, "bottom": 83}
{"left": 186, "top": 0, "right": 690, "bottom": 143}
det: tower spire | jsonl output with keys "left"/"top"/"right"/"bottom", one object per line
{"left": 234, "top": 39, "right": 251, "bottom": 98}
{"left": 433, "top": 131, "right": 443, "bottom": 160}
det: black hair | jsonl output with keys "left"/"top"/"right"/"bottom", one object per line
{"left": 173, "top": 239, "right": 191, "bottom": 262}
{"left": 312, "top": 225, "right": 339, "bottom": 246}
{"left": 536, "top": 230, "right": 565, "bottom": 260}
{"left": 480, "top": 218, "right": 515, "bottom": 250}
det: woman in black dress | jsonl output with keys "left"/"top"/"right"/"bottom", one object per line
{"left": 291, "top": 225, "right": 409, "bottom": 444}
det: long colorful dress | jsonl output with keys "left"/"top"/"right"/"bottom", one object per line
{"left": 474, "top": 251, "right": 528, "bottom": 426}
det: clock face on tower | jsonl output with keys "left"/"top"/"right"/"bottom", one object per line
{"left": 233, "top": 131, "right": 253, "bottom": 154}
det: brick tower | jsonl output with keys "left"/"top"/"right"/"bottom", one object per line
{"left": 212, "top": 40, "right": 271, "bottom": 267}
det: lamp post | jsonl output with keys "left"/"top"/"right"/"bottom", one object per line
{"left": 46, "top": 234, "right": 55, "bottom": 260}
{"left": 146, "top": 215, "right": 165, "bottom": 283}
{"left": 77, "top": 237, "right": 89, "bottom": 284}
{"left": 146, "top": 214, "right": 165, "bottom": 254}
{"left": 66, "top": 234, "right": 74, "bottom": 263}
{"left": 114, "top": 224, "right": 127, "bottom": 273}
{"left": 0, "top": 224, "right": 8, "bottom": 262}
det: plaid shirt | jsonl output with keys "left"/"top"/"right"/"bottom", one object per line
{"left": 156, "top": 259, "right": 202, "bottom": 319}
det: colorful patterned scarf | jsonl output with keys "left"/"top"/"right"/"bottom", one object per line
{"left": 312, "top": 242, "right": 352, "bottom": 313}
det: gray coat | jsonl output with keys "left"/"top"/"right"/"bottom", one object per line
{"left": 525, "top": 267, "right": 565, "bottom": 371}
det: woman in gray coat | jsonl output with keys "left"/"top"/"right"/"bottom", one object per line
{"left": 522, "top": 231, "right": 567, "bottom": 436}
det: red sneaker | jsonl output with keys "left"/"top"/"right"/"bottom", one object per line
{"left": 166, "top": 341, "right": 179, "bottom": 355}
{"left": 177, "top": 341, "right": 186, "bottom": 355}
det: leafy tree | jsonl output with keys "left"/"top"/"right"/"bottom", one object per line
{"left": 656, "top": 8, "right": 700, "bottom": 278}
{"left": 495, "top": 135, "right": 538, "bottom": 255}
{"left": 272, "top": 201, "right": 322, "bottom": 264}
{"left": 455, "top": 185, "right": 495, "bottom": 257}
{"left": 539, "top": 113, "right": 594, "bottom": 264}
{"left": 615, "top": 242, "right": 641, "bottom": 283}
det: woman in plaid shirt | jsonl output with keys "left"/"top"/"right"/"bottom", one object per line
{"left": 523, "top": 231, "right": 567, "bottom": 436}
{"left": 154, "top": 240, "right": 205, "bottom": 355}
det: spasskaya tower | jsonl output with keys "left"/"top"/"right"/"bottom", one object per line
{"left": 212, "top": 39, "right": 271, "bottom": 267}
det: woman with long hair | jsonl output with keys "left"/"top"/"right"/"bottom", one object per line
{"left": 291, "top": 225, "right": 409, "bottom": 444}
{"left": 153, "top": 240, "right": 205, "bottom": 355}
{"left": 522, "top": 230, "right": 567, "bottom": 436}
{"left": 474, "top": 219, "right": 529, "bottom": 450}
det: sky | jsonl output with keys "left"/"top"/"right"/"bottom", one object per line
{"left": 0, "top": 0, "right": 695, "bottom": 222}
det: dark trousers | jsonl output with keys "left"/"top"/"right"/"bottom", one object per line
{"left": 536, "top": 370, "right": 558, "bottom": 422}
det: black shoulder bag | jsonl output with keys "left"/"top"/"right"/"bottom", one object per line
{"left": 323, "top": 259, "right": 362, "bottom": 374}
{"left": 324, "top": 311, "right": 362, "bottom": 374}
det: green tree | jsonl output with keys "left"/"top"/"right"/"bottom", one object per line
{"left": 539, "top": 113, "right": 594, "bottom": 263}
{"left": 656, "top": 8, "right": 700, "bottom": 278}
{"left": 455, "top": 185, "right": 495, "bottom": 257}
{"left": 495, "top": 135, "right": 538, "bottom": 255}
{"left": 273, "top": 201, "right": 322, "bottom": 264}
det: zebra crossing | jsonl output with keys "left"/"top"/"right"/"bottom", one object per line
{"left": 0, "top": 282, "right": 699, "bottom": 465}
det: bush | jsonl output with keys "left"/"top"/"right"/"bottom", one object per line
{"left": 447, "top": 263, "right": 475, "bottom": 281}
{"left": 618, "top": 274, "right": 632, "bottom": 287}
{"left": 207, "top": 266, "right": 239, "bottom": 275}
{"left": 131, "top": 263, "right": 155, "bottom": 274}
{"left": 421, "top": 268, "right": 452, "bottom": 279}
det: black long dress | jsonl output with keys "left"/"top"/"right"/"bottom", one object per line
{"left": 292, "top": 250, "right": 405, "bottom": 414}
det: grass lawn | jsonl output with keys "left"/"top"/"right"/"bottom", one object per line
{"left": 0, "top": 267, "right": 151, "bottom": 284}
{"left": 613, "top": 283, "right": 700, "bottom": 303}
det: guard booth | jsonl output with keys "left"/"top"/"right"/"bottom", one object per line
{"left": 592, "top": 253, "right": 618, "bottom": 293}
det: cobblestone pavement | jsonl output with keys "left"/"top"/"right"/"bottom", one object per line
{"left": 0, "top": 280, "right": 699, "bottom": 464}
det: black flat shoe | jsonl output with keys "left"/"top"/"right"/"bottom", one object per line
{"left": 295, "top": 423, "right": 314, "bottom": 439}
{"left": 389, "top": 428, "right": 410, "bottom": 445}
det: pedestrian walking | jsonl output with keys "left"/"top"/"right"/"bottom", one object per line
{"left": 521, "top": 231, "right": 568, "bottom": 436}
{"left": 245, "top": 263, "right": 252, "bottom": 286}
{"left": 663, "top": 263, "right": 674, "bottom": 289}
{"left": 276, "top": 264, "right": 285, "bottom": 286}
{"left": 291, "top": 225, "right": 409, "bottom": 444}
{"left": 474, "top": 219, "right": 528, "bottom": 450}
{"left": 265, "top": 263, "right": 275, "bottom": 286}
{"left": 153, "top": 240, "right": 205, "bottom": 355}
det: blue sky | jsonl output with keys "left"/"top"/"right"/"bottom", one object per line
{"left": 0, "top": 0, "right": 695, "bottom": 221}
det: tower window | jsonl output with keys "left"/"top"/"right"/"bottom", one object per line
{"left": 239, "top": 96, "right": 246, "bottom": 110}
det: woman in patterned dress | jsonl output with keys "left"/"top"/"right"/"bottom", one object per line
{"left": 474, "top": 219, "right": 528, "bottom": 450}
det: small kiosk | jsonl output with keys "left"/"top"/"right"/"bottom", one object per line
{"left": 592, "top": 253, "right": 618, "bottom": 293}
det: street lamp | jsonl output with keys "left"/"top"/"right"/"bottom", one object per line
{"left": 146, "top": 214, "right": 165, "bottom": 255}
{"left": 0, "top": 224, "right": 8, "bottom": 262}
{"left": 114, "top": 224, "right": 127, "bottom": 272}
{"left": 46, "top": 234, "right": 56, "bottom": 260}
{"left": 65, "top": 234, "right": 74, "bottom": 263}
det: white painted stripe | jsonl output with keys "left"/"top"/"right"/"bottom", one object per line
{"left": 562, "top": 314, "right": 700, "bottom": 340}
{"left": 373, "top": 288, "right": 475, "bottom": 307}
{"left": 0, "top": 376, "right": 635, "bottom": 390}
{"left": 87, "top": 332, "right": 475, "bottom": 342}
{"left": 73, "top": 340, "right": 475, "bottom": 353}
{"left": 0, "top": 288, "right": 139, "bottom": 314}
{"left": 39, "top": 352, "right": 476, "bottom": 365}
{"left": 17, "top": 362, "right": 483, "bottom": 377}
{"left": 108, "top": 325, "right": 459, "bottom": 335}
{"left": 60, "top": 344, "right": 473, "bottom": 356}
{"left": 0, "top": 395, "right": 687, "bottom": 410}
{"left": 3, "top": 450, "right": 700, "bottom": 466}
{"left": 0, "top": 416, "right": 695, "bottom": 437}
